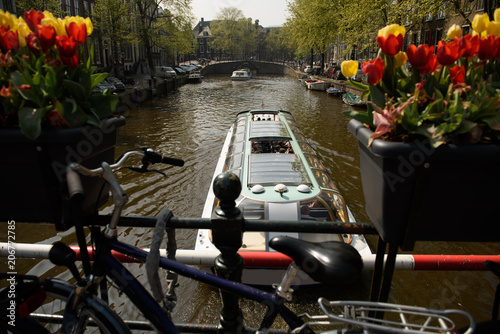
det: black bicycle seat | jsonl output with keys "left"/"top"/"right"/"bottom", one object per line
{"left": 268, "top": 236, "right": 363, "bottom": 284}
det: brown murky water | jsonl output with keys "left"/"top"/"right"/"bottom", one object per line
{"left": 2, "top": 74, "right": 499, "bottom": 330}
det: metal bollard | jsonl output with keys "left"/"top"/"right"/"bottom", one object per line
{"left": 211, "top": 172, "right": 244, "bottom": 333}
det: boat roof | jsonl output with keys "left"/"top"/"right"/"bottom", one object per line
{"left": 220, "top": 109, "right": 349, "bottom": 221}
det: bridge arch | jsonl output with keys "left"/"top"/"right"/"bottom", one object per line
{"left": 201, "top": 61, "right": 294, "bottom": 76}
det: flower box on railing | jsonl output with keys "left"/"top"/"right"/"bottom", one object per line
{"left": 0, "top": 116, "right": 125, "bottom": 230}
{"left": 349, "top": 119, "right": 500, "bottom": 250}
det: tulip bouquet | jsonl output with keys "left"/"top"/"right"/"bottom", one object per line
{"left": 341, "top": 9, "right": 500, "bottom": 148}
{"left": 0, "top": 9, "right": 118, "bottom": 140}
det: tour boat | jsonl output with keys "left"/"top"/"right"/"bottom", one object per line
{"left": 197, "top": 109, "right": 371, "bottom": 286}
{"left": 231, "top": 69, "right": 252, "bottom": 81}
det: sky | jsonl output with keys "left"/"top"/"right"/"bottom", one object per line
{"left": 190, "top": 0, "right": 288, "bottom": 27}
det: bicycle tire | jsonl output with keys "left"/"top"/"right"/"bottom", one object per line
{"left": 3, "top": 278, "right": 131, "bottom": 334}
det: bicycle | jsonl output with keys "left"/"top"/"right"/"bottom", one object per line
{"left": 1, "top": 148, "right": 477, "bottom": 333}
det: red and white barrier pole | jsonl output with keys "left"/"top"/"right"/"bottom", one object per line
{"left": 1, "top": 243, "right": 499, "bottom": 271}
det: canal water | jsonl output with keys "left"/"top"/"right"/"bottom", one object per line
{"left": 4, "top": 74, "right": 500, "bottom": 329}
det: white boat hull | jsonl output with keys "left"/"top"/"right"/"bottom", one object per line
{"left": 305, "top": 81, "right": 329, "bottom": 91}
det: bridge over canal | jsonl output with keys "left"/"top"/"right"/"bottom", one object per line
{"left": 201, "top": 60, "right": 296, "bottom": 76}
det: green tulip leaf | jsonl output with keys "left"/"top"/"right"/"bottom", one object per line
{"left": 368, "top": 84, "right": 385, "bottom": 108}
{"left": 63, "top": 79, "right": 87, "bottom": 103}
{"left": 90, "top": 93, "right": 118, "bottom": 119}
{"left": 60, "top": 99, "right": 88, "bottom": 127}
{"left": 18, "top": 107, "right": 46, "bottom": 140}
{"left": 91, "top": 73, "right": 108, "bottom": 88}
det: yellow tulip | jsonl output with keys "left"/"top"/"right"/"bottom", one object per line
{"left": 0, "top": 10, "right": 18, "bottom": 30}
{"left": 17, "top": 19, "right": 31, "bottom": 47}
{"left": 43, "top": 11, "right": 55, "bottom": 20}
{"left": 341, "top": 60, "right": 359, "bottom": 79}
{"left": 472, "top": 13, "right": 490, "bottom": 34}
{"left": 84, "top": 17, "right": 93, "bottom": 36}
{"left": 378, "top": 24, "right": 406, "bottom": 38}
{"left": 447, "top": 24, "right": 462, "bottom": 39}
{"left": 486, "top": 21, "right": 500, "bottom": 36}
{"left": 495, "top": 8, "right": 500, "bottom": 22}
{"left": 394, "top": 51, "right": 407, "bottom": 68}
{"left": 42, "top": 17, "right": 66, "bottom": 36}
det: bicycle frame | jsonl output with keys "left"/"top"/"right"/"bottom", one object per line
{"left": 89, "top": 233, "right": 304, "bottom": 333}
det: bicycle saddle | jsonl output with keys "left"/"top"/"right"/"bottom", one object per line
{"left": 269, "top": 236, "right": 363, "bottom": 284}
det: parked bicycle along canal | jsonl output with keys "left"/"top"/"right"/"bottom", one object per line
{"left": 7, "top": 74, "right": 500, "bottom": 328}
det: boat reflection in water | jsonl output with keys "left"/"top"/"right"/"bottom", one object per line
{"left": 196, "top": 110, "right": 371, "bottom": 286}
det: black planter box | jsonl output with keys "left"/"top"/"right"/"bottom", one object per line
{"left": 0, "top": 116, "right": 125, "bottom": 230}
{"left": 348, "top": 119, "right": 500, "bottom": 249}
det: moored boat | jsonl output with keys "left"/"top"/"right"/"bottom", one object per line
{"left": 188, "top": 70, "right": 202, "bottom": 83}
{"left": 342, "top": 92, "right": 367, "bottom": 108}
{"left": 231, "top": 68, "right": 252, "bottom": 81}
{"left": 327, "top": 87, "right": 344, "bottom": 96}
{"left": 305, "top": 79, "right": 329, "bottom": 91}
{"left": 197, "top": 110, "right": 371, "bottom": 286}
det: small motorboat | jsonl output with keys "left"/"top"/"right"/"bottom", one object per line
{"left": 305, "top": 79, "right": 329, "bottom": 91}
{"left": 231, "top": 69, "right": 252, "bottom": 81}
{"left": 326, "top": 87, "right": 344, "bottom": 96}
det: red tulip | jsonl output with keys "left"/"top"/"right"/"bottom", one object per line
{"left": 407, "top": 44, "right": 435, "bottom": 69}
{"left": 0, "top": 27, "right": 19, "bottom": 53}
{"left": 26, "top": 32, "right": 41, "bottom": 55}
{"left": 60, "top": 54, "right": 79, "bottom": 68}
{"left": 495, "top": 37, "right": 500, "bottom": 59}
{"left": 419, "top": 54, "right": 438, "bottom": 74}
{"left": 362, "top": 58, "right": 385, "bottom": 85}
{"left": 376, "top": 34, "right": 404, "bottom": 57}
{"left": 46, "top": 110, "right": 70, "bottom": 129}
{"left": 478, "top": 35, "right": 498, "bottom": 60}
{"left": 437, "top": 40, "right": 462, "bottom": 66}
{"left": 24, "top": 10, "right": 44, "bottom": 33}
{"left": 449, "top": 65, "right": 465, "bottom": 85}
{"left": 55, "top": 35, "right": 77, "bottom": 58}
{"left": 37, "top": 24, "right": 57, "bottom": 53}
{"left": 66, "top": 22, "right": 87, "bottom": 45}
{"left": 458, "top": 34, "right": 480, "bottom": 58}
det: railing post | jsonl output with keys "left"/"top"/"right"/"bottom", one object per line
{"left": 211, "top": 172, "right": 244, "bottom": 333}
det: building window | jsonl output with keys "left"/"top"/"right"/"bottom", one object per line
{"left": 438, "top": 4, "right": 446, "bottom": 19}
{"left": 200, "top": 45, "right": 204, "bottom": 53}
{"left": 477, "top": 0, "right": 485, "bottom": 11}
{"left": 425, "top": 13, "right": 432, "bottom": 21}
{"left": 94, "top": 39, "right": 101, "bottom": 64}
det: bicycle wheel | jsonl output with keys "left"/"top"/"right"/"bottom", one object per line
{"left": 25, "top": 278, "right": 130, "bottom": 334}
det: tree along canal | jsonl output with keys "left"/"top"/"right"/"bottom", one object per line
{"left": 4, "top": 74, "right": 499, "bottom": 329}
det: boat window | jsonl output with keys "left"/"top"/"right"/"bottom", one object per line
{"left": 248, "top": 153, "right": 310, "bottom": 185}
{"left": 224, "top": 152, "right": 243, "bottom": 171}
{"left": 227, "top": 141, "right": 244, "bottom": 156}
{"left": 251, "top": 140, "right": 293, "bottom": 154}
{"left": 299, "top": 199, "right": 334, "bottom": 221}
{"left": 304, "top": 153, "right": 326, "bottom": 170}
{"left": 238, "top": 198, "right": 265, "bottom": 219}
{"left": 318, "top": 190, "right": 349, "bottom": 222}
{"left": 298, "top": 141, "right": 316, "bottom": 155}
{"left": 312, "top": 169, "right": 337, "bottom": 190}
{"left": 292, "top": 131, "right": 307, "bottom": 142}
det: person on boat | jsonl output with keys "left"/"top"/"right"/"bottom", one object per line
{"left": 300, "top": 205, "right": 316, "bottom": 221}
